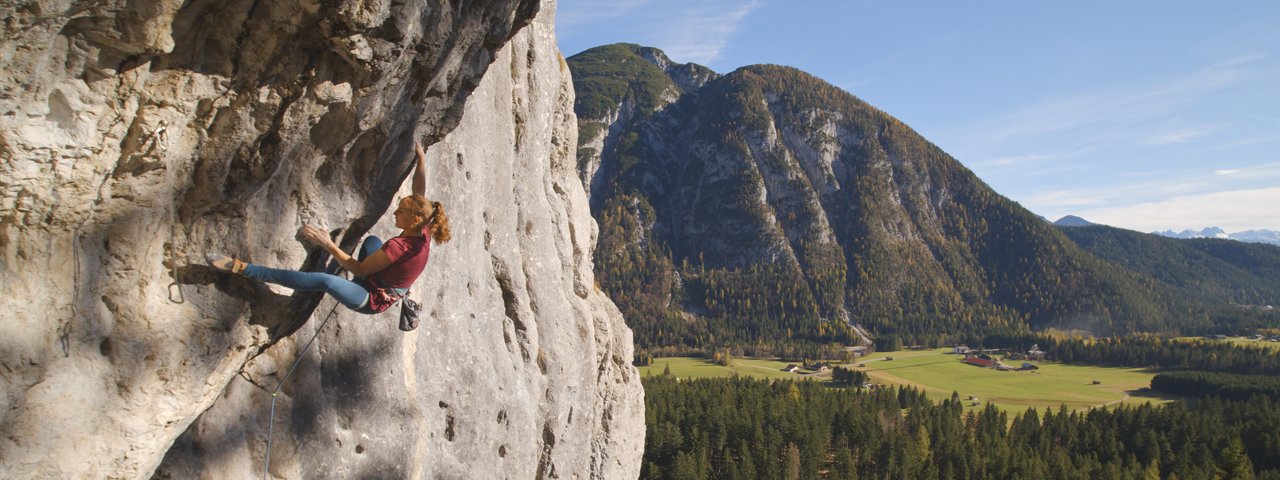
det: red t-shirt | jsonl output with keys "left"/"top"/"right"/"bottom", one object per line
{"left": 370, "top": 233, "right": 431, "bottom": 289}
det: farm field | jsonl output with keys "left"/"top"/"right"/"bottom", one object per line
{"left": 639, "top": 357, "right": 819, "bottom": 381}
{"left": 639, "top": 349, "right": 1179, "bottom": 414}
{"left": 1171, "top": 336, "right": 1280, "bottom": 351}
{"left": 857, "top": 348, "right": 1177, "bottom": 414}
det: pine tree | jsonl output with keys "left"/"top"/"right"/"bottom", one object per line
{"left": 1221, "top": 438, "right": 1255, "bottom": 480}
{"left": 832, "top": 435, "right": 858, "bottom": 480}
{"left": 783, "top": 442, "right": 801, "bottom": 480}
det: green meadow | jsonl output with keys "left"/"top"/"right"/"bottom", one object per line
{"left": 857, "top": 349, "right": 1176, "bottom": 414}
{"left": 1172, "top": 336, "right": 1280, "bottom": 352}
{"left": 640, "top": 349, "right": 1179, "bottom": 414}
{"left": 639, "top": 357, "right": 814, "bottom": 381}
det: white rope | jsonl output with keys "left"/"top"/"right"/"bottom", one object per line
{"left": 240, "top": 301, "right": 342, "bottom": 480}
{"left": 152, "top": 122, "right": 185, "bottom": 304}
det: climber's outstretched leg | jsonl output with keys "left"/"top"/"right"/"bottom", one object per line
{"left": 207, "top": 253, "right": 370, "bottom": 310}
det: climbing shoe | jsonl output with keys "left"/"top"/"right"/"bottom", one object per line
{"left": 205, "top": 253, "right": 247, "bottom": 274}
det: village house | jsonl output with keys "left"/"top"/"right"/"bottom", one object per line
{"left": 961, "top": 355, "right": 997, "bottom": 368}
{"left": 1027, "top": 347, "right": 1047, "bottom": 361}
{"left": 803, "top": 361, "right": 828, "bottom": 372}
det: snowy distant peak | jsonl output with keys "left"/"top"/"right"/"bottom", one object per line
{"left": 1200, "top": 227, "right": 1227, "bottom": 238}
{"left": 1053, "top": 215, "right": 1098, "bottom": 227}
{"left": 1153, "top": 227, "right": 1280, "bottom": 246}
{"left": 1232, "top": 230, "right": 1280, "bottom": 245}
{"left": 1155, "top": 227, "right": 1230, "bottom": 239}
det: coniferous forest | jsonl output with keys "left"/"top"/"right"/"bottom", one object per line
{"left": 642, "top": 376, "right": 1280, "bottom": 480}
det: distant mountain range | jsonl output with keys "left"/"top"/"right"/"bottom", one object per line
{"left": 1053, "top": 216, "right": 1280, "bottom": 246}
{"left": 567, "top": 43, "right": 1280, "bottom": 350}
{"left": 1154, "top": 227, "right": 1280, "bottom": 246}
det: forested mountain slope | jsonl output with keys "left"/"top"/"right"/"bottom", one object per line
{"left": 569, "top": 43, "right": 1270, "bottom": 352}
{"left": 1059, "top": 226, "right": 1280, "bottom": 313}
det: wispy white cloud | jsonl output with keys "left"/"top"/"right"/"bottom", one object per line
{"left": 655, "top": 1, "right": 760, "bottom": 64}
{"left": 941, "top": 54, "right": 1267, "bottom": 156}
{"left": 556, "top": 0, "right": 760, "bottom": 65}
{"left": 555, "top": 0, "right": 654, "bottom": 29}
{"left": 1140, "top": 124, "right": 1223, "bottom": 146}
{"left": 1066, "top": 186, "right": 1280, "bottom": 233}
{"left": 966, "top": 146, "right": 1097, "bottom": 179}
{"left": 1029, "top": 162, "right": 1280, "bottom": 231}
{"left": 1200, "top": 132, "right": 1280, "bottom": 152}
{"left": 975, "top": 153, "right": 1052, "bottom": 168}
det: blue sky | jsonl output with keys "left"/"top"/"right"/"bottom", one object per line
{"left": 556, "top": 1, "right": 1280, "bottom": 233}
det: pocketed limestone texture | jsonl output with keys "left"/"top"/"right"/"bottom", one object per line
{"left": 0, "top": 0, "right": 642, "bottom": 478}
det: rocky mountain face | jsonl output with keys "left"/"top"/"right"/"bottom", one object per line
{"left": 569, "top": 44, "right": 1205, "bottom": 349}
{"left": 1, "top": 1, "right": 641, "bottom": 479}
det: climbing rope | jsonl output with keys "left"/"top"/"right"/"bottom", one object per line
{"left": 151, "top": 123, "right": 185, "bottom": 304}
{"left": 62, "top": 227, "right": 80, "bottom": 357}
{"left": 240, "top": 301, "right": 342, "bottom": 480}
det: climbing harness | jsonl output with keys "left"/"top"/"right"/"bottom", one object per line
{"left": 241, "top": 301, "right": 342, "bottom": 480}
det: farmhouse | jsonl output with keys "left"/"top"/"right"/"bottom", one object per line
{"left": 962, "top": 355, "right": 997, "bottom": 368}
{"left": 781, "top": 364, "right": 799, "bottom": 373}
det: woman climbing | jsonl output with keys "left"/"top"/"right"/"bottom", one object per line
{"left": 206, "top": 140, "right": 451, "bottom": 314}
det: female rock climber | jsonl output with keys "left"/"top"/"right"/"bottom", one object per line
{"left": 206, "top": 140, "right": 451, "bottom": 314}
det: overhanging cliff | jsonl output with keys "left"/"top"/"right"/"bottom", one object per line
{"left": 0, "top": 0, "right": 642, "bottom": 478}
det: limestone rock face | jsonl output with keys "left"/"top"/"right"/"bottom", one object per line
{"left": 0, "top": 0, "right": 642, "bottom": 478}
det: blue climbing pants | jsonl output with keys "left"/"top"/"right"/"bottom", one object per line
{"left": 242, "top": 236, "right": 383, "bottom": 311}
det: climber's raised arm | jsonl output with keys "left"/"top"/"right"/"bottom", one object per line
{"left": 412, "top": 140, "right": 427, "bottom": 197}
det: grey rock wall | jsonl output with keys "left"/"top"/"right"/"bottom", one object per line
{"left": 0, "top": 0, "right": 642, "bottom": 478}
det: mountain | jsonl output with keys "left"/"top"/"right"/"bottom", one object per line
{"left": 567, "top": 44, "right": 1225, "bottom": 352}
{"left": 1156, "top": 227, "right": 1230, "bottom": 240}
{"left": 1233, "top": 230, "right": 1280, "bottom": 246}
{"left": 1058, "top": 226, "right": 1280, "bottom": 309}
{"left": 1054, "top": 215, "right": 1099, "bottom": 227}
{"left": 1155, "top": 227, "right": 1280, "bottom": 246}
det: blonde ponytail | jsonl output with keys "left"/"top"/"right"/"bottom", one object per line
{"left": 428, "top": 201, "right": 451, "bottom": 243}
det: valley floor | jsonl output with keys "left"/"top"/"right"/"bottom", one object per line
{"left": 639, "top": 349, "right": 1181, "bottom": 414}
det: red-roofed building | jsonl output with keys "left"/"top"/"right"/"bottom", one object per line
{"left": 961, "top": 356, "right": 996, "bottom": 368}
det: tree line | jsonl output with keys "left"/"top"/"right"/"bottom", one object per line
{"left": 976, "top": 334, "right": 1280, "bottom": 375}
{"left": 1151, "top": 371, "right": 1280, "bottom": 402}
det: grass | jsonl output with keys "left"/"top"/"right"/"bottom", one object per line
{"left": 1171, "top": 336, "right": 1280, "bottom": 352}
{"left": 639, "top": 349, "right": 1181, "bottom": 415}
{"left": 857, "top": 349, "right": 1175, "bottom": 415}
{"left": 639, "top": 357, "right": 820, "bottom": 381}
